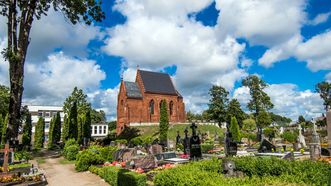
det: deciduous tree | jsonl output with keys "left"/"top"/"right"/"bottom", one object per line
{"left": 207, "top": 85, "right": 229, "bottom": 127}
{"left": 0, "top": 85, "right": 9, "bottom": 117}
{"left": 1, "top": 1, "right": 105, "bottom": 140}
{"left": 63, "top": 87, "right": 91, "bottom": 115}
{"left": 316, "top": 81, "right": 331, "bottom": 111}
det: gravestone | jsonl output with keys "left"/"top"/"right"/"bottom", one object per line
{"left": 309, "top": 122, "right": 321, "bottom": 160}
{"left": 189, "top": 123, "right": 202, "bottom": 159}
{"left": 150, "top": 144, "right": 163, "bottom": 155}
{"left": 327, "top": 111, "right": 331, "bottom": 149}
{"left": 133, "top": 155, "right": 158, "bottom": 170}
{"left": 183, "top": 127, "right": 190, "bottom": 155}
{"left": 176, "top": 131, "right": 181, "bottom": 145}
{"left": 113, "top": 148, "right": 136, "bottom": 162}
{"left": 0, "top": 143, "right": 14, "bottom": 173}
{"left": 297, "top": 124, "right": 306, "bottom": 149}
{"left": 167, "top": 140, "right": 175, "bottom": 149}
{"left": 225, "top": 128, "right": 238, "bottom": 156}
{"left": 258, "top": 139, "right": 276, "bottom": 153}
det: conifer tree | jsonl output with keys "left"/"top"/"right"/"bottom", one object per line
{"left": 77, "top": 114, "right": 85, "bottom": 145}
{"left": 54, "top": 112, "right": 62, "bottom": 143}
{"left": 230, "top": 116, "right": 241, "bottom": 142}
{"left": 83, "top": 110, "right": 92, "bottom": 140}
{"left": 68, "top": 102, "right": 78, "bottom": 140}
{"left": 159, "top": 100, "right": 169, "bottom": 145}
{"left": 34, "top": 117, "right": 45, "bottom": 149}
{"left": 1, "top": 114, "right": 8, "bottom": 144}
{"left": 0, "top": 115, "right": 3, "bottom": 142}
{"left": 61, "top": 114, "right": 69, "bottom": 142}
{"left": 22, "top": 112, "right": 32, "bottom": 148}
{"left": 47, "top": 116, "right": 55, "bottom": 149}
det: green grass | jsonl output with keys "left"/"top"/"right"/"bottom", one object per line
{"left": 134, "top": 124, "right": 224, "bottom": 141}
{"left": 36, "top": 158, "right": 46, "bottom": 164}
{"left": 9, "top": 162, "right": 32, "bottom": 169}
{"left": 59, "top": 158, "right": 76, "bottom": 164}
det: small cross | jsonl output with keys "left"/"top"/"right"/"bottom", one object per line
{"left": 0, "top": 143, "right": 14, "bottom": 173}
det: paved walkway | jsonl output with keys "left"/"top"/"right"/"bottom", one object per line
{"left": 38, "top": 157, "right": 109, "bottom": 186}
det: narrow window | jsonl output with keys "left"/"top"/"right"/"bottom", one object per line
{"left": 149, "top": 100, "right": 154, "bottom": 115}
{"left": 169, "top": 101, "right": 174, "bottom": 116}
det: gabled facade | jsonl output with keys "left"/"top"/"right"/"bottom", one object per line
{"left": 117, "top": 70, "right": 186, "bottom": 134}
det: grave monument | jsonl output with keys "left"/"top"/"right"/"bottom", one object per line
{"left": 327, "top": 110, "right": 331, "bottom": 150}
{"left": 189, "top": 123, "right": 202, "bottom": 159}
{"left": 297, "top": 124, "right": 306, "bottom": 149}
{"left": 309, "top": 122, "right": 321, "bottom": 160}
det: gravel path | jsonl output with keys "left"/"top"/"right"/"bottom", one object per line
{"left": 39, "top": 157, "right": 109, "bottom": 186}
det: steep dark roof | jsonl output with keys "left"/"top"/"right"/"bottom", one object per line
{"left": 124, "top": 81, "right": 143, "bottom": 99}
{"left": 138, "top": 70, "right": 178, "bottom": 95}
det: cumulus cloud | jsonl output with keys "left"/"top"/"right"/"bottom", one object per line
{"left": 0, "top": 38, "right": 9, "bottom": 86}
{"left": 233, "top": 84, "right": 324, "bottom": 120}
{"left": 326, "top": 72, "right": 331, "bottom": 82}
{"left": 215, "top": 0, "right": 306, "bottom": 46}
{"left": 308, "top": 12, "right": 331, "bottom": 25}
{"left": 22, "top": 52, "right": 106, "bottom": 105}
{"left": 259, "top": 31, "right": 331, "bottom": 71}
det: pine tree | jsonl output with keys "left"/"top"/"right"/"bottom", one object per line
{"left": 68, "top": 102, "right": 78, "bottom": 140}
{"left": 159, "top": 100, "right": 169, "bottom": 145}
{"left": 47, "top": 116, "right": 55, "bottom": 149}
{"left": 1, "top": 114, "right": 8, "bottom": 144}
{"left": 34, "top": 117, "right": 45, "bottom": 149}
{"left": 54, "top": 112, "right": 62, "bottom": 143}
{"left": 61, "top": 114, "right": 69, "bottom": 142}
{"left": 22, "top": 112, "right": 32, "bottom": 148}
{"left": 230, "top": 116, "right": 241, "bottom": 142}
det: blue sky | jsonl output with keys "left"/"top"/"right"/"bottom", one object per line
{"left": 0, "top": 0, "right": 331, "bottom": 120}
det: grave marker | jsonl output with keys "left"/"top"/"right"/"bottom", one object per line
{"left": 189, "top": 123, "right": 202, "bottom": 159}
{"left": 0, "top": 143, "right": 14, "bottom": 173}
{"left": 327, "top": 111, "right": 331, "bottom": 149}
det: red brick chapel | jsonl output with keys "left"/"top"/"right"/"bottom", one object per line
{"left": 116, "top": 69, "right": 186, "bottom": 134}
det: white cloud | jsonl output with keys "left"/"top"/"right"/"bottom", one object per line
{"left": 326, "top": 72, "right": 331, "bottom": 82}
{"left": 0, "top": 38, "right": 9, "bottom": 86}
{"left": 308, "top": 12, "right": 331, "bottom": 25}
{"left": 233, "top": 84, "right": 324, "bottom": 120}
{"left": 215, "top": 0, "right": 307, "bottom": 46}
{"left": 88, "top": 87, "right": 119, "bottom": 120}
{"left": 259, "top": 31, "right": 331, "bottom": 71}
{"left": 22, "top": 52, "right": 106, "bottom": 105}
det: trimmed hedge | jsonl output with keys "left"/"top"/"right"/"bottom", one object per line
{"left": 89, "top": 165, "right": 147, "bottom": 186}
{"left": 75, "top": 150, "right": 104, "bottom": 172}
{"left": 153, "top": 157, "right": 331, "bottom": 186}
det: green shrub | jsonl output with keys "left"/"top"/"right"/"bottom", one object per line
{"left": 89, "top": 165, "right": 147, "bottom": 186}
{"left": 75, "top": 150, "right": 104, "bottom": 172}
{"left": 130, "top": 136, "right": 143, "bottom": 146}
{"left": 14, "top": 151, "right": 32, "bottom": 161}
{"left": 87, "top": 145, "right": 117, "bottom": 162}
{"left": 118, "top": 171, "right": 147, "bottom": 186}
{"left": 200, "top": 143, "right": 214, "bottom": 153}
{"left": 154, "top": 157, "right": 331, "bottom": 186}
{"left": 64, "top": 145, "right": 80, "bottom": 161}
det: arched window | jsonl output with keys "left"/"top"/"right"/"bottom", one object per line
{"left": 149, "top": 100, "right": 155, "bottom": 115}
{"left": 169, "top": 101, "right": 174, "bottom": 116}
{"left": 121, "top": 100, "right": 124, "bottom": 106}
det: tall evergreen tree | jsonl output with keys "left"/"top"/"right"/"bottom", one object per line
{"left": 22, "top": 112, "right": 32, "bottom": 148}
{"left": 230, "top": 116, "right": 241, "bottom": 142}
{"left": 227, "top": 99, "right": 246, "bottom": 128}
{"left": 61, "top": 115, "right": 69, "bottom": 142}
{"left": 159, "top": 100, "right": 169, "bottom": 146}
{"left": 83, "top": 110, "right": 92, "bottom": 141}
{"left": 54, "top": 112, "right": 62, "bottom": 143}
{"left": 0, "top": 115, "right": 3, "bottom": 142}
{"left": 34, "top": 117, "right": 45, "bottom": 149}
{"left": 1, "top": 114, "right": 8, "bottom": 144}
{"left": 77, "top": 114, "right": 85, "bottom": 145}
{"left": 47, "top": 116, "right": 55, "bottom": 149}
{"left": 207, "top": 85, "right": 229, "bottom": 127}
{"left": 68, "top": 102, "right": 78, "bottom": 140}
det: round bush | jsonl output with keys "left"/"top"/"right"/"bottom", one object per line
{"left": 75, "top": 150, "right": 104, "bottom": 172}
{"left": 65, "top": 145, "right": 79, "bottom": 161}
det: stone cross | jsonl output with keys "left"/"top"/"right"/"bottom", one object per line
{"left": 0, "top": 143, "right": 13, "bottom": 173}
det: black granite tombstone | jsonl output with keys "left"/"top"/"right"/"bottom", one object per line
{"left": 183, "top": 127, "right": 190, "bottom": 155}
{"left": 189, "top": 123, "right": 202, "bottom": 159}
{"left": 258, "top": 139, "right": 276, "bottom": 153}
{"left": 176, "top": 131, "right": 181, "bottom": 145}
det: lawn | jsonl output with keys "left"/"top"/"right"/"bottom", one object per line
{"left": 134, "top": 124, "right": 224, "bottom": 141}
